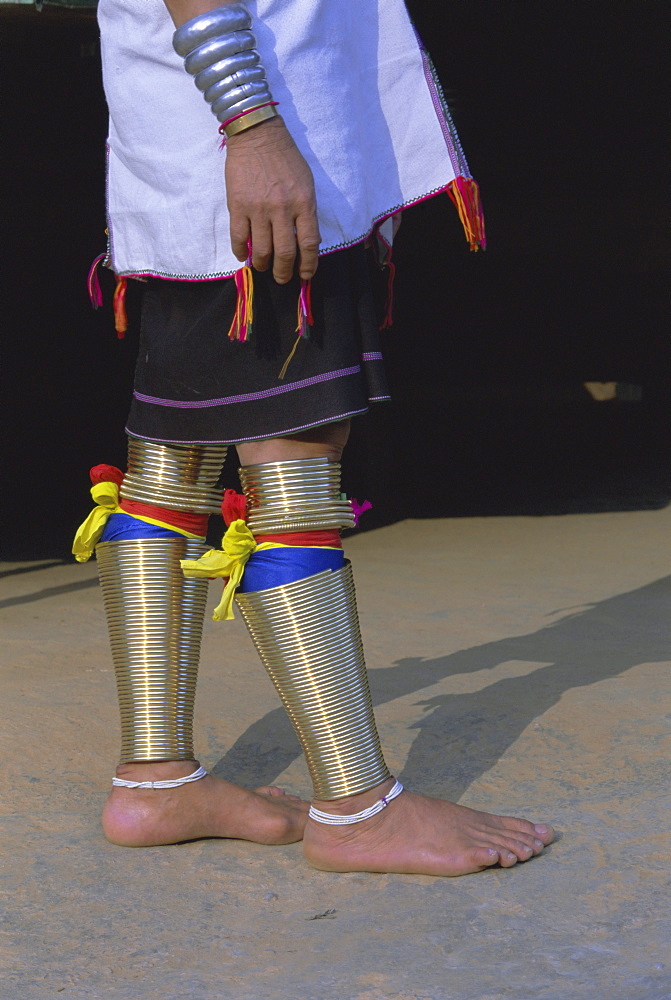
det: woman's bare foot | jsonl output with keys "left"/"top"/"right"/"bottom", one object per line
{"left": 102, "top": 760, "right": 308, "bottom": 847}
{"left": 303, "top": 778, "right": 554, "bottom": 876}
{"left": 256, "top": 785, "right": 303, "bottom": 803}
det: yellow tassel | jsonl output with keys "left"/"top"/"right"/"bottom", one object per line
{"left": 180, "top": 519, "right": 282, "bottom": 621}
{"left": 446, "top": 177, "right": 487, "bottom": 251}
{"left": 72, "top": 482, "right": 120, "bottom": 562}
{"left": 278, "top": 334, "right": 302, "bottom": 380}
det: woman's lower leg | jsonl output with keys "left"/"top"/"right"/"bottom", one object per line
{"left": 234, "top": 423, "right": 555, "bottom": 875}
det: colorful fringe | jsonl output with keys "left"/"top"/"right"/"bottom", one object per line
{"left": 277, "top": 278, "right": 314, "bottom": 379}
{"left": 87, "top": 254, "right": 127, "bottom": 337}
{"left": 297, "top": 278, "right": 314, "bottom": 338}
{"left": 227, "top": 263, "right": 254, "bottom": 342}
{"left": 112, "top": 277, "right": 128, "bottom": 339}
{"left": 379, "top": 259, "right": 396, "bottom": 330}
{"left": 87, "top": 254, "right": 105, "bottom": 309}
{"left": 447, "top": 177, "right": 487, "bottom": 251}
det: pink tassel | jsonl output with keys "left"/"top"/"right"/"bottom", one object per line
{"left": 87, "top": 253, "right": 105, "bottom": 309}
{"left": 350, "top": 498, "right": 372, "bottom": 526}
{"left": 297, "top": 278, "right": 314, "bottom": 338}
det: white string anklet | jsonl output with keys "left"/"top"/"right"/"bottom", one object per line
{"left": 112, "top": 765, "right": 208, "bottom": 789}
{"left": 308, "top": 780, "right": 404, "bottom": 825}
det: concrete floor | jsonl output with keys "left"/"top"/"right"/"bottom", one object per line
{"left": 2, "top": 507, "right": 671, "bottom": 999}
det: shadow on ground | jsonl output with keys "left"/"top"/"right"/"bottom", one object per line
{"left": 213, "top": 574, "right": 671, "bottom": 795}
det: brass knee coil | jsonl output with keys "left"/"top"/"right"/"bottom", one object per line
{"left": 121, "top": 437, "right": 227, "bottom": 514}
{"left": 239, "top": 457, "right": 355, "bottom": 534}
{"left": 236, "top": 562, "right": 390, "bottom": 800}
{"left": 97, "top": 537, "right": 209, "bottom": 763}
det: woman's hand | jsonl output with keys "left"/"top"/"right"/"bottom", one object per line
{"left": 225, "top": 116, "right": 321, "bottom": 283}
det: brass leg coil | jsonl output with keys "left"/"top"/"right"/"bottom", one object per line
{"left": 97, "top": 537, "right": 209, "bottom": 763}
{"left": 236, "top": 562, "right": 390, "bottom": 800}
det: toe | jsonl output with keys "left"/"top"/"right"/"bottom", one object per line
{"left": 495, "top": 836, "right": 536, "bottom": 861}
{"left": 534, "top": 823, "right": 555, "bottom": 844}
{"left": 256, "top": 785, "right": 287, "bottom": 799}
{"left": 498, "top": 850, "right": 519, "bottom": 868}
{"left": 505, "top": 815, "right": 543, "bottom": 836}
{"left": 255, "top": 787, "right": 306, "bottom": 806}
{"left": 472, "top": 847, "right": 501, "bottom": 870}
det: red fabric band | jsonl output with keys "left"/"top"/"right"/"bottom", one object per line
{"left": 254, "top": 530, "right": 342, "bottom": 549}
{"left": 119, "top": 499, "right": 209, "bottom": 536}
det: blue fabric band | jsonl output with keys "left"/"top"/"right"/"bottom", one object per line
{"left": 100, "top": 512, "right": 185, "bottom": 542}
{"left": 239, "top": 546, "right": 345, "bottom": 592}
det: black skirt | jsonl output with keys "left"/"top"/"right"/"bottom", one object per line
{"left": 126, "top": 245, "right": 390, "bottom": 445}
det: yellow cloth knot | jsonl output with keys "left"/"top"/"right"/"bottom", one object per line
{"left": 72, "top": 482, "right": 121, "bottom": 563}
{"left": 181, "top": 519, "right": 276, "bottom": 622}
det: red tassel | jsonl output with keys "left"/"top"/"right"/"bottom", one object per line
{"left": 112, "top": 277, "right": 128, "bottom": 339}
{"left": 222, "top": 489, "right": 248, "bottom": 526}
{"left": 89, "top": 464, "right": 124, "bottom": 487}
{"left": 87, "top": 253, "right": 105, "bottom": 309}
{"left": 379, "top": 259, "right": 396, "bottom": 330}
{"left": 446, "top": 177, "right": 487, "bottom": 251}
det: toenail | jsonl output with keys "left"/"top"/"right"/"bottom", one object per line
{"left": 534, "top": 839, "right": 544, "bottom": 849}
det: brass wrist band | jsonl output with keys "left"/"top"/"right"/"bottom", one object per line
{"left": 97, "top": 537, "right": 209, "bottom": 763}
{"left": 236, "top": 562, "right": 390, "bottom": 800}
{"left": 120, "top": 437, "right": 227, "bottom": 515}
{"left": 223, "top": 104, "right": 279, "bottom": 137}
{"left": 239, "top": 457, "right": 355, "bottom": 534}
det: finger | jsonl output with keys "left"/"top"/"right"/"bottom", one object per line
{"left": 249, "top": 220, "right": 273, "bottom": 272}
{"left": 295, "top": 212, "right": 321, "bottom": 280}
{"left": 230, "top": 214, "right": 251, "bottom": 263}
{"left": 271, "top": 217, "right": 298, "bottom": 284}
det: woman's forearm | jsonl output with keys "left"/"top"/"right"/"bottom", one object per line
{"left": 163, "top": 0, "right": 239, "bottom": 29}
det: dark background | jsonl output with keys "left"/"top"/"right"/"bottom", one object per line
{"left": 3, "top": 1, "right": 669, "bottom": 559}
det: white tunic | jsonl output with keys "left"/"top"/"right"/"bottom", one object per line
{"left": 98, "top": 0, "right": 470, "bottom": 279}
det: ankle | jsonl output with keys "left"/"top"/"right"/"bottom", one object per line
{"left": 114, "top": 759, "right": 201, "bottom": 783}
{"left": 311, "top": 777, "right": 397, "bottom": 815}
